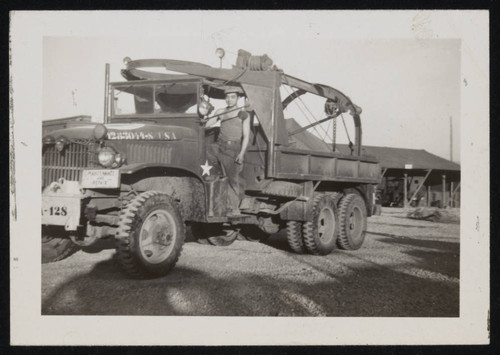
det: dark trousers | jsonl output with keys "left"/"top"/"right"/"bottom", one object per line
{"left": 213, "top": 139, "right": 244, "bottom": 211}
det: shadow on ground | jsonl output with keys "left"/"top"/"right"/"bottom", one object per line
{"left": 392, "top": 215, "right": 459, "bottom": 224}
{"left": 80, "top": 238, "right": 116, "bottom": 254}
{"left": 375, "top": 235, "right": 460, "bottom": 279}
{"left": 42, "top": 244, "right": 459, "bottom": 317}
{"left": 369, "top": 222, "right": 437, "bottom": 229}
{"left": 262, "top": 231, "right": 290, "bottom": 253}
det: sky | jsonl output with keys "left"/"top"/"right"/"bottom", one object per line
{"left": 42, "top": 13, "right": 461, "bottom": 162}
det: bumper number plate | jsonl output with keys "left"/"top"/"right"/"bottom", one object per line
{"left": 81, "top": 169, "right": 120, "bottom": 188}
{"left": 42, "top": 196, "right": 81, "bottom": 229}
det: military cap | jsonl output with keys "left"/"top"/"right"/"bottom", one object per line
{"left": 224, "top": 86, "right": 244, "bottom": 95}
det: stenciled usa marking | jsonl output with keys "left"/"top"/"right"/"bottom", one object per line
{"left": 106, "top": 131, "right": 178, "bottom": 140}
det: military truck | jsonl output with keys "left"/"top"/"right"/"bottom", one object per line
{"left": 42, "top": 50, "right": 380, "bottom": 278}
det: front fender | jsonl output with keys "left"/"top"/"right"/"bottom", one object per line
{"left": 119, "top": 163, "right": 209, "bottom": 222}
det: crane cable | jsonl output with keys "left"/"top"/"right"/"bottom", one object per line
{"left": 285, "top": 85, "right": 331, "bottom": 139}
{"left": 282, "top": 78, "right": 329, "bottom": 138}
{"left": 339, "top": 111, "right": 353, "bottom": 149}
{"left": 283, "top": 77, "right": 354, "bottom": 152}
{"left": 282, "top": 85, "right": 333, "bottom": 151}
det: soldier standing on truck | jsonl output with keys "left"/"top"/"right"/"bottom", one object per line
{"left": 205, "top": 86, "right": 250, "bottom": 216}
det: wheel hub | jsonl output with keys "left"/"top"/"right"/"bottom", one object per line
{"left": 139, "top": 209, "right": 176, "bottom": 264}
{"left": 348, "top": 206, "right": 362, "bottom": 240}
{"left": 318, "top": 207, "right": 335, "bottom": 243}
{"left": 154, "top": 229, "right": 172, "bottom": 247}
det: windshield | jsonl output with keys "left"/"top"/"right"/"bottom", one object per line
{"left": 112, "top": 81, "right": 199, "bottom": 116}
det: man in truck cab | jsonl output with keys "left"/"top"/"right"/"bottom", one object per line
{"left": 205, "top": 86, "right": 250, "bottom": 216}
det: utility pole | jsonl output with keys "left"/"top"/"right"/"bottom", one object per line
{"left": 450, "top": 115, "right": 453, "bottom": 162}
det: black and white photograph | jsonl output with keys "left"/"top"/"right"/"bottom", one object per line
{"left": 10, "top": 10, "right": 489, "bottom": 345}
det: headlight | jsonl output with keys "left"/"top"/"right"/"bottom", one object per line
{"left": 98, "top": 147, "right": 116, "bottom": 167}
{"left": 98, "top": 147, "right": 125, "bottom": 168}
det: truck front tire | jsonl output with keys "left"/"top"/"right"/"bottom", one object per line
{"left": 115, "top": 191, "right": 185, "bottom": 278}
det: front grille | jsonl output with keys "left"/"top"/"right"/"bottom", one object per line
{"left": 125, "top": 142, "right": 173, "bottom": 162}
{"left": 42, "top": 143, "right": 98, "bottom": 188}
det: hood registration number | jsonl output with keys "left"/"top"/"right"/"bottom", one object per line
{"left": 106, "top": 131, "right": 178, "bottom": 140}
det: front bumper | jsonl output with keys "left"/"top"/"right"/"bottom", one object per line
{"left": 42, "top": 178, "right": 82, "bottom": 231}
{"left": 42, "top": 169, "right": 121, "bottom": 231}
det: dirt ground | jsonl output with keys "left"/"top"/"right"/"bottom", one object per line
{"left": 42, "top": 207, "right": 459, "bottom": 317}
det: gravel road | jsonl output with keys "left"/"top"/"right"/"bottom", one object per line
{"left": 42, "top": 208, "right": 459, "bottom": 317}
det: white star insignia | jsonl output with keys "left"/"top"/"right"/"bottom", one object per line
{"left": 200, "top": 160, "right": 213, "bottom": 176}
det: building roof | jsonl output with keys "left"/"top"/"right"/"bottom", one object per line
{"left": 284, "top": 118, "right": 460, "bottom": 172}
{"left": 337, "top": 145, "right": 461, "bottom": 171}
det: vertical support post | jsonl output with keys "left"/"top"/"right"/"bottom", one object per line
{"left": 353, "top": 114, "right": 362, "bottom": 156}
{"left": 442, "top": 174, "right": 446, "bottom": 208}
{"left": 427, "top": 185, "right": 431, "bottom": 207}
{"left": 450, "top": 181, "right": 454, "bottom": 208}
{"left": 403, "top": 173, "right": 408, "bottom": 208}
{"left": 103, "top": 63, "right": 110, "bottom": 124}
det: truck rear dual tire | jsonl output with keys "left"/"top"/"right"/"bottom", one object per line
{"left": 337, "top": 193, "right": 367, "bottom": 250}
{"left": 115, "top": 191, "right": 185, "bottom": 278}
{"left": 286, "top": 193, "right": 339, "bottom": 255}
{"left": 286, "top": 220, "right": 306, "bottom": 254}
{"left": 302, "top": 193, "right": 339, "bottom": 255}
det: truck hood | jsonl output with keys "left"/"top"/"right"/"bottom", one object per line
{"left": 43, "top": 122, "right": 197, "bottom": 142}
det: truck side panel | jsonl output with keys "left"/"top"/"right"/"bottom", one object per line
{"left": 275, "top": 148, "right": 380, "bottom": 183}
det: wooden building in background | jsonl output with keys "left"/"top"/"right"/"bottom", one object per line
{"left": 337, "top": 145, "right": 460, "bottom": 208}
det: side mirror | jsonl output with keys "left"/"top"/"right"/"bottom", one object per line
{"left": 237, "top": 110, "right": 249, "bottom": 120}
{"left": 198, "top": 99, "right": 214, "bottom": 117}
